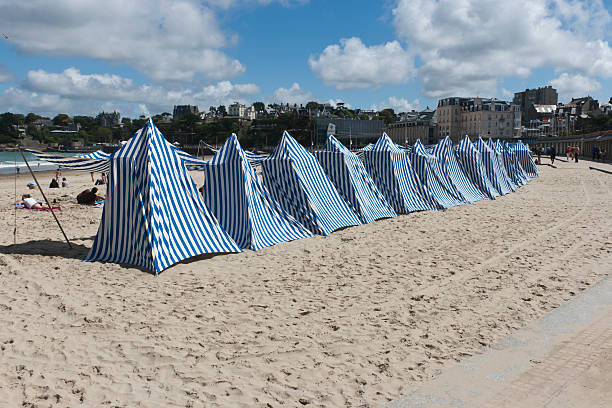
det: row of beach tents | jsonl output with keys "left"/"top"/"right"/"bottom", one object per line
{"left": 27, "top": 119, "right": 538, "bottom": 274}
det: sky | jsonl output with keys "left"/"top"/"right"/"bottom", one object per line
{"left": 0, "top": 0, "right": 611, "bottom": 118}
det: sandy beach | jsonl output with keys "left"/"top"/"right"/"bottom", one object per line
{"left": 0, "top": 158, "right": 611, "bottom": 407}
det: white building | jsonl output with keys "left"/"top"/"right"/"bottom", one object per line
{"left": 246, "top": 105, "right": 257, "bottom": 120}
{"left": 228, "top": 102, "right": 247, "bottom": 118}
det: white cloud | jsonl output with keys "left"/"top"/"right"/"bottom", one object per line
{"left": 392, "top": 0, "right": 612, "bottom": 98}
{"left": 500, "top": 88, "right": 514, "bottom": 99}
{"left": 270, "top": 83, "right": 315, "bottom": 105}
{"left": 327, "top": 99, "right": 352, "bottom": 109}
{"left": 550, "top": 73, "right": 602, "bottom": 101}
{"left": 0, "top": 87, "right": 74, "bottom": 114}
{"left": 309, "top": 37, "right": 415, "bottom": 90}
{"left": 0, "top": 0, "right": 244, "bottom": 83}
{"left": 0, "top": 64, "right": 14, "bottom": 83}
{"left": 1, "top": 68, "right": 261, "bottom": 116}
{"left": 204, "top": 0, "right": 308, "bottom": 9}
{"left": 371, "top": 97, "right": 420, "bottom": 112}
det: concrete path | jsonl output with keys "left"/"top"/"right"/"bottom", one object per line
{"left": 386, "top": 261, "right": 612, "bottom": 408}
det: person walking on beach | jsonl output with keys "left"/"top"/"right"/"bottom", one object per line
{"left": 536, "top": 147, "right": 542, "bottom": 164}
{"left": 550, "top": 146, "right": 556, "bottom": 165}
{"left": 575, "top": 147, "right": 579, "bottom": 163}
{"left": 90, "top": 172, "right": 94, "bottom": 183}
{"left": 55, "top": 168, "right": 61, "bottom": 182}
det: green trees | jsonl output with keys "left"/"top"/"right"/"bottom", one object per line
{"left": 0, "top": 112, "right": 24, "bottom": 143}
{"left": 253, "top": 102, "right": 265, "bottom": 112}
{"left": 378, "top": 108, "right": 396, "bottom": 124}
{"left": 93, "top": 127, "right": 112, "bottom": 143}
{"left": 53, "top": 113, "right": 72, "bottom": 126}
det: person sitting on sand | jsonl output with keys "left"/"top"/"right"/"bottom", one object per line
{"left": 49, "top": 178, "right": 59, "bottom": 188}
{"left": 94, "top": 172, "right": 107, "bottom": 185}
{"left": 22, "top": 194, "right": 48, "bottom": 210}
{"left": 61, "top": 177, "right": 69, "bottom": 188}
{"left": 77, "top": 187, "right": 104, "bottom": 205}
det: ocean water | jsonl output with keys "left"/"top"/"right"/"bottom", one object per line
{"left": 0, "top": 151, "right": 79, "bottom": 174}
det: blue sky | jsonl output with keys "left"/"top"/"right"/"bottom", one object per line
{"left": 0, "top": 0, "right": 610, "bottom": 118}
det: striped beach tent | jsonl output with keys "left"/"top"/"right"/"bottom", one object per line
{"left": 202, "top": 134, "right": 312, "bottom": 250}
{"left": 85, "top": 120, "right": 241, "bottom": 274}
{"left": 260, "top": 131, "right": 361, "bottom": 235}
{"left": 486, "top": 138, "right": 518, "bottom": 190}
{"left": 454, "top": 136, "right": 498, "bottom": 200}
{"left": 24, "top": 149, "right": 111, "bottom": 172}
{"left": 27, "top": 144, "right": 208, "bottom": 172}
{"left": 474, "top": 137, "right": 515, "bottom": 195}
{"left": 498, "top": 140, "right": 528, "bottom": 187}
{"left": 354, "top": 143, "right": 374, "bottom": 160}
{"left": 77, "top": 151, "right": 111, "bottom": 160}
{"left": 431, "top": 136, "right": 489, "bottom": 203}
{"left": 506, "top": 141, "right": 531, "bottom": 182}
{"left": 362, "top": 133, "right": 437, "bottom": 214}
{"left": 313, "top": 135, "right": 396, "bottom": 224}
{"left": 512, "top": 141, "right": 539, "bottom": 178}
{"left": 409, "top": 140, "right": 465, "bottom": 208}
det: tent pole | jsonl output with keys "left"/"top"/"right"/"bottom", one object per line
{"left": 18, "top": 147, "right": 72, "bottom": 249}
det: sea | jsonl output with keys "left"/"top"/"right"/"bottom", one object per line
{"left": 0, "top": 151, "right": 79, "bottom": 175}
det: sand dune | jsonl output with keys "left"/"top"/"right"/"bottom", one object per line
{"left": 0, "top": 159, "right": 611, "bottom": 407}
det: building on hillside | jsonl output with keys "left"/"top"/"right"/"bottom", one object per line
{"left": 246, "top": 105, "right": 257, "bottom": 120}
{"left": 173, "top": 105, "right": 199, "bottom": 119}
{"left": 565, "top": 96, "right": 600, "bottom": 117}
{"left": 228, "top": 102, "right": 247, "bottom": 118}
{"left": 315, "top": 118, "right": 384, "bottom": 147}
{"left": 32, "top": 118, "right": 53, "bottom": 129}
{"left": 437, "top": 97, "right": 521, "bottom": 141}
{"left": 97, "top": 111, "right": 121, "bottom": 128}
{"left": 513, "top": 86, "right": 558, "bottom": 125}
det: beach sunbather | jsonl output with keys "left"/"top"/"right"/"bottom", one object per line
{"left": 49, "top": 178, "right": 59, "bottom": 188}
{"left": 22, "top": 194, "right": 48, "bottom": 210}
{"left": 77, "top": 187, "right": 104, "bottom": 205}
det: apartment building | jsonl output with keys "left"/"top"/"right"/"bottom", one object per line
{"left": 513, "top": 86, "right": 558, "bottom": 125}
{"left": 437, "top": 97, "right": 521, "bottom": 142}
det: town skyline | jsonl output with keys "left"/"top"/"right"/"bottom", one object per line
{"left": 1, "top": 0, "right": 611, "bottom": 118}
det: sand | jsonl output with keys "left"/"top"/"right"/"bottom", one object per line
{"left": 0, "top": 158, "right": 611, "bottom": 407}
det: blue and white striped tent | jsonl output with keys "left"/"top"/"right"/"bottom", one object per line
{"left": 409, "top": 140, "right": 465, "bottom": 209}
{"left": 362, "top": 133, "right": 437, "bottom": 214}
{"left": 202, "top": 134, "right": 312, "bottom": 250}
{"left": 454, "top": 136, "right": 498, "bottom": 200}
{"left": 24, "top": 149, "right": 112, "bottom": 172}
{"left": 85, "top": 120, "right": 241, "bottom": 274}
{"left": 354, "top": 143, "right": 374, "bottom": 159}
{"left": 512, "top": 141, "right": 539, "bottom": 178}
{"left": 498, "top": 140, "right": 528, "bottom": 187}
{"left": 474, "top": 137, "right": 515, "bottom": 195}
{"left": 260, "top": 131, "right": 361, "bottom": 235}
{"left": 486, "top": 138, "right": 518, "bottom": 191}
{"left": 77, "top": 151, "right": 111, "bottom": 160}
{"left": 431, "top": 136, "right": 489, "bottom": 203}
{"left": 313, "top": 135, "right": 396, "bottom": 224}
{"left": 27, "top": 143, "right": 209, "bottom": 172}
